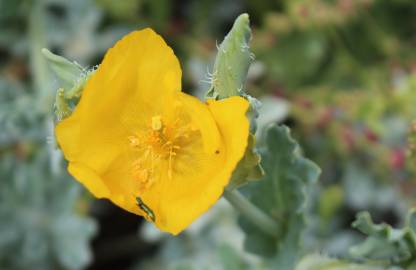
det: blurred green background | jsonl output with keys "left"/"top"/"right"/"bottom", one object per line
{"left": 1, "top": 0, "right": 416, "bottom": 269}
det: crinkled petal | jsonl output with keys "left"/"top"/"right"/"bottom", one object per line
{"left": 149, "top": 96, "right": 250, "bottom": 234}
{"left": 56, "top": 29, "right": 182, "bottom": 203}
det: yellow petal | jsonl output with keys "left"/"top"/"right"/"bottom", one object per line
{"left": 177, "top": 92, "right": 221, "bottom": 154}
{"left": 68, "top": 162, "right": 110, "bottom": 198}
{"left": 149, "top": 96, "right": 250, "bottom": 234}
{"left": 207, "top": 96, "right": 251, "bottom": 174}
{"left": 56, "top": 29, "right": 182, "bottom": 203}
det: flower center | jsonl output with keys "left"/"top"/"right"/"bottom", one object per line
{"left": 128, "top": 115, "right": 195, "bottom": 192}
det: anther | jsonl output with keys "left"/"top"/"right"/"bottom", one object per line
{"left": 129, "top": 135, "right": 140, "bottom": 147}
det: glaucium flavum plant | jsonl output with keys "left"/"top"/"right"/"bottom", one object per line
{"left": 52, "top": 28, "right": 250, "bottom": 235}
{"left": 45, "top": 13, "right": 271, "bottom": 238}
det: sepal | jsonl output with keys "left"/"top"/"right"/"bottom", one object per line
{"left": 228, "top": 134, "right": 264, "bottom": 190}
{"left": 42, "top": 48, "right": 94, "bottom": 121}
{"left": 205, "top": 13, "right": 253, "bottom": 99}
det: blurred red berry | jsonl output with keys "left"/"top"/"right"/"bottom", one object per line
{"left": 364, "top": 128, "right": 378, "bottom": 143}
{"left": 342, "top": 126, "right": 355, "bottom": 150}
{"left": 390, "top": 148, "right": 405, "bottom": 170}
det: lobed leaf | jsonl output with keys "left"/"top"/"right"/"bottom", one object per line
{"left": 295, "top": 254, "right": 389, "bottom": 270}
{"left": 350, "top": 209, "right": 416, "bottom": 266}
{"left": 238, "top": 124, "right": 320, "bottom": 268}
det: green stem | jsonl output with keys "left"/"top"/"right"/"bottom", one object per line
{"left": 29, "top": 0, "right": 51, "bottom": 106}
{"left": 28, "top": 0, "right": 61, "bottom": 175}
{"left": 223, "top": 188, "right": 279, "bottom": 237}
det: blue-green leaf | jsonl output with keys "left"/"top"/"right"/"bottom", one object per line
{"left": 238, "top": 124, "right": 320, "bottom": 268}
{"left": 350, "top": 208, "right": 416, "bottom": 266}
{"left": 295, "top": 254, "right": 389, "bottom": 270}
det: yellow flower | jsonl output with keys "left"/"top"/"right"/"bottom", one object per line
{"left": 55, "top": 29, "right": 249, "bottom": 235}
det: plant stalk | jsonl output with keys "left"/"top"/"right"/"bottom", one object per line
{"left": 29, "top": 0, "right": 62, "bottom": 175}
{"left": 223, "top": 188, "right": 279, "bottom": 237}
